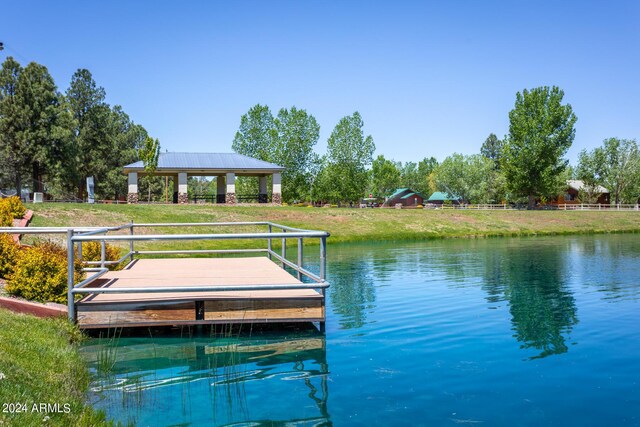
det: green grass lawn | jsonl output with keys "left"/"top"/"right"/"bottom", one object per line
{"left": 28, "top": 203, "right": 640, "bottom": 248}
{"left": 0, "top": 309, "right": 111, "bottom": 427}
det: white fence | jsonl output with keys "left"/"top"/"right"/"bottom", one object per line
{"left": 428, "top": 203, "right": 640, "bottom": 211}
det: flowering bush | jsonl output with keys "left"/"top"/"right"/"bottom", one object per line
{"left": 0, "top": 234, "right": 20, "bottom": 278}
{"left": 6, "top": 241, "right": 84, "bottom": 304}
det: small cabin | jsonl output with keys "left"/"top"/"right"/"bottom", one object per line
{"left": 562, "top": 180, "right": 610, "bottom": 204}
{"left": 382, "top": 188, "right": 425, "bottom": 207}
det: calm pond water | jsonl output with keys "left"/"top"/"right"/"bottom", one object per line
{"left": 81, "top": 235, "right": 640, "bottom": 426}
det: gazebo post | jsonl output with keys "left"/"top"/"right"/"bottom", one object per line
{"left": 127, "top": 172, "right": 138, "bottom": 204}
{"left": 272, "top": 172, "right": 282, "bottom": 205}
{"left": 226, "top": 172, "right": 236, "bottom": 204}
{"left": 178, "top": 172, "right": 188, "bottom": 204}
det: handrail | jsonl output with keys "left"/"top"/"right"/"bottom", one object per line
{"left": 71, "top": 231, "right": 329, "bottom": 242}
{"left": 133, "top": 221, "right": 270, "bottom": 227}
{"left": 0, "top": 226, "right": 122, "bottom": 234}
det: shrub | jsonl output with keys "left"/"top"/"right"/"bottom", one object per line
{"left": 2, "top": 196, "right": 26, "bottom": 219}
{"left": 0, "top": 203, "right": 12, "bottom": 227}
{"left": 81, "top": 241, "right": 123, "bottom": 270}
{"left": 0, "top": 234, "right": 20, "bottom": 278}
{"left": 6, "top": 241, "right": 84, "bottom": 304}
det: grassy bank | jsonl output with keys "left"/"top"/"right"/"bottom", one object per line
{"left": 27, "top": 204, "right": 640, "bottom": 247}
{"left": 0, "top": 309, "right": 109, "bottom": 426}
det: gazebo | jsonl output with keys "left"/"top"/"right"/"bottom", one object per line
{"left": 123, "top": 152, "right": 285, "bottom": 204}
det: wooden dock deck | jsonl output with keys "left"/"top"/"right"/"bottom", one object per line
{"left": 76, "top": 257, "right": 325, "bottom": 329}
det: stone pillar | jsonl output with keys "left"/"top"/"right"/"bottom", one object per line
{"left": 178, "top": 172, "right": 188, "bottom": 204}
{"left": 272, "top": 172, "right": 282, "bottom": 205}
{"left": 259, "top": 176, "right": 268, "bottom": 203}
{"left": 127, "top": 172, "right": 138, "bottom": 204}
{"left": 216, "top": 175, "right": 226, "bottom": 204}
{"left": 225, "top": 172, "right": 236, "bottom": 204}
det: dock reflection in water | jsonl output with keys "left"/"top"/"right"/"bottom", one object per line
{"left": 81, "top": 327, "right": 330, "bottom": 426}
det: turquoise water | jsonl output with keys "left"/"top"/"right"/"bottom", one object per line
{"left": 81, "top": 235, "right": 640, "bottom": 426}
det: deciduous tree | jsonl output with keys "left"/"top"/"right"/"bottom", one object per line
{"left": 432, "top": 153, "right": 495, "bottom": 203}
{"left": 371, "top": 155, "right": 401, "bottom": 197}
{"left": 501, "top": 86, "right": 577, "bottom": 209}
{"left": 232, "top": 104, "right": 276, "bottom": 162}
{"left": 139, "top": 136, "right": 160, "bottom": 202}
{"left": 274, "top": 106, "right": 320, "bottom": 202}
{"left": 577, "top": 138, "right": 640, "bottom": 204}
{"left": 321, "top": 112, "right": 375, "bottom": 203}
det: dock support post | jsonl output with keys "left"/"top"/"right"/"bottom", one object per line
{"left": 267, "top": 224, "right": 272, "bottom": 260}
{"left": 281, "top": 228, "right": 286, "bottom": 269}
{"left": 129, "top": 221, "right": 134, "bottom": 263}
{"left": 297, "top": 238, "right": 303, "bottom": 281}
{"left": 195, "top": 301, "right": 204, "bottom": 320}
{"left": 67, "top": 229, "right": 76, "bottom": 323}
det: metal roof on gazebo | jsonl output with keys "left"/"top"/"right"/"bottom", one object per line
{"left": 123, "top": 152, "right": 284, "bottom": 174}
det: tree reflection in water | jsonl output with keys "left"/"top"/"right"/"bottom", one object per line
{"left": 479, "top": 239, "right": 578, "bottom": 359}
{"left": 327, "top": 246, "right": 377, "bottom": 329}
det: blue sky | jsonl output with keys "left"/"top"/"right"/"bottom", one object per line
{"left": 3, "top": 1, "right": 639, "bottom": 163}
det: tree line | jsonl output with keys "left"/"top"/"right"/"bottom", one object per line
{"left": 234, "top": 86, "right": 639, "bottom": 208}
{"left": 0, "top": 57, "right": 154, "bottom": 200}
{"left": 1, "top": 58, "right": 637, "bottom": 208}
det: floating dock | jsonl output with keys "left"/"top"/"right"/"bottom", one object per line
{"left": 76, "top": 257, "right": 325, "bottom": 329}
{"left": 0, "top": 221, "right": 329, "bottom": 331}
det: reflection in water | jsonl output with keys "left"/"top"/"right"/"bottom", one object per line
{"left": 330, "top": 239, "right": 583, "bottom": 359}
{"left": 328, "top": 248, "right": 377, "bottom": 329}
{"left": 480, "top": 241, "right": 578, "bottom": 359}
{"left": 82, "top": 329, "right": 331, "bottom": 426}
